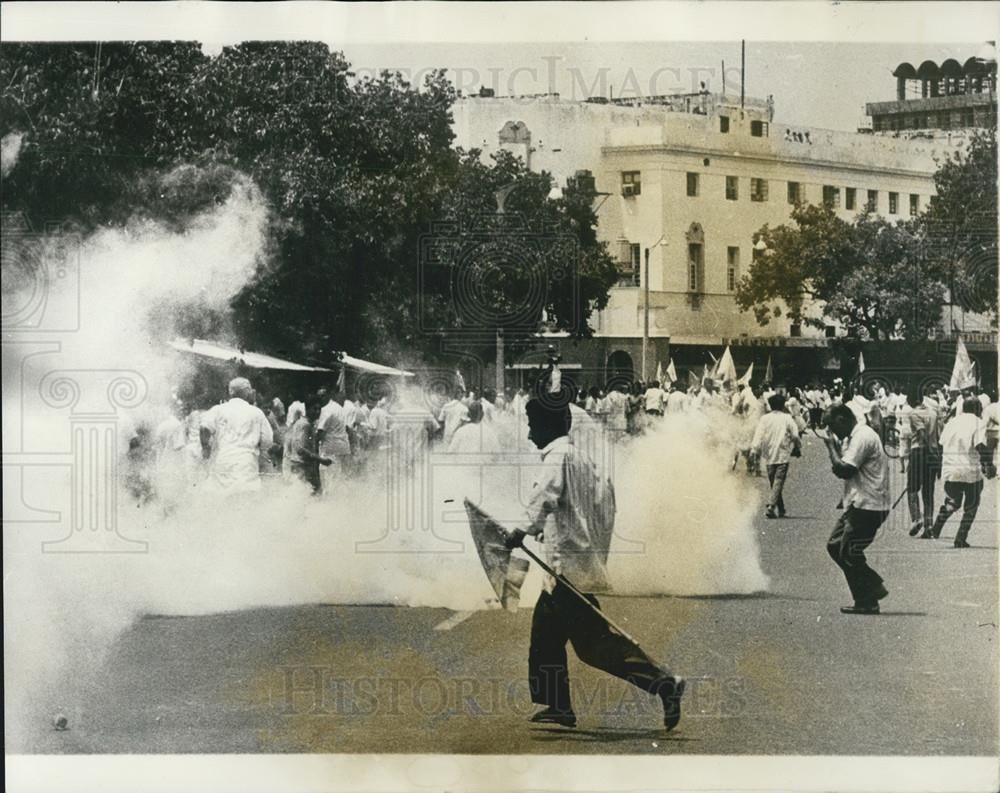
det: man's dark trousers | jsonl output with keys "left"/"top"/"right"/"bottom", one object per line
{"left": 827, "top": 505, "right": 889, "bottom": 606}
{"left": 529, "top": 582, "right": 675, "bottom": 712}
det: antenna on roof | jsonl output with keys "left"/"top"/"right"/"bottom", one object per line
{"left": 741, "top": 40, "right": 746, "bottom": 108}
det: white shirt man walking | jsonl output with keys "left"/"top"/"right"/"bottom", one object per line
{"left": 200, "top": 377, "right": 273, "bottom": 494}
{"left": 923, "top": 398, "right": 997, "bottom": 547}
{"left": 750, "top": 393, "right": 801, "bottom": 518}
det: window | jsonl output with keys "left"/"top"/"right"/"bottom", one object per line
{"left": 867, "top": 189, "right": 878, "bottom": 212}
{"left": 727, "top": 247, "right": 740, "bottom": 292}
{"left": 822, "top": 185, "right": 840, "bottom": 208}
{"left": 686, "top": 172, "right": 699, "bottom": 197}
{"left": 621, "top": 171, "right": 641, "bottom": 196}
{"left": 961, "top": 108, "right": 975, "bottom": 127}
{"left": 909, "top": 193, "right": 919, "bottom": 216}
{"left": 750, "top": 120, "right": 768, "bottom": 137}
{"left": 688, "top": 243, "right": 704, "bottom": 292}
{"left": 719, "top": 115, "right": 730, "bottom": 133}
{"left": 790, "top": 323, "right": 802, "bottom": 338}
{"left": 888, "top": 192, "right": 898, "bottom": 214}
{"left": 787, "top": 181, "right": 802, "bottom": 204}
{"left": 824, "top": 325, "right": 837, "bottom": 339}
{"left": 845, "top": 188, "right": 856, "bottom": 211}
{"left": 750, "top": 178, "right": 769, "bottom": 202}
{"left": 939, "top": 112, "right": 951, "bottom": 130}
{"left": 617, "top": 243, "right": 641, "bottom": 286}
{"left": 725, "top": 175, "right": 739, "bottom": 201}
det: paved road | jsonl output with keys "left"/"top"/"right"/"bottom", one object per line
{"left": 21, "top": 438, "right": 998, "bottom": 755}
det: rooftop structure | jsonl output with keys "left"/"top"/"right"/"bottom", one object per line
{"left": 866, "top": 44, "right": 998, "bottom": 133}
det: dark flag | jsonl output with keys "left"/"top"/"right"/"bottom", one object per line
{"left": 465, "top": 499, "right": 530, "bottom": 610}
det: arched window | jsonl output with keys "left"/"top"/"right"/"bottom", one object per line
{"left": 685, "top": 223, "right": 705, "bottom": 294}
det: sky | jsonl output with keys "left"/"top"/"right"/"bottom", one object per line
{"left": 334, "top": 41, "right": 984, "bottom": 131}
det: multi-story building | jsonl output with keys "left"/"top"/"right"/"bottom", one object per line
{"left": 451, "top": 72, "right": 987, "bottom": 386}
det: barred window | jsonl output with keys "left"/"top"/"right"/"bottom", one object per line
{"left": 750, "top": 178, "right": 769, "bottom": 202}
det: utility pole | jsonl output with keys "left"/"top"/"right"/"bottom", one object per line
{"left": 642, "top": 247, "right": 650, "bottom": 381}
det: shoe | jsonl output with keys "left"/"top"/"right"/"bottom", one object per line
{"left": 658, "top": 677, "right": 686, "bottom": 732}
{"left": 918, "top": 531, "right": 935, "bottom": 539}
{"left": 765, "top": 507, "right": 777, "bottom": 519}
{"left": 874, "top": 584, "right": 889, "bottom": 601}
{"left": 908, "top": 520, "right": 922, "bottom": 537}
{"left": 529, "top": 707, "right": 577, "bottom": 727}
{"left": 840, "top": 603, "right": 880, "bottom": 615}
{"left": 953, "top": 540, "right": 971, "bottom": 549}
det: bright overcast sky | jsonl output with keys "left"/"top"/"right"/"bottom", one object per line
{"left": 335, "top": 41, "right": 983, "bottom": 132}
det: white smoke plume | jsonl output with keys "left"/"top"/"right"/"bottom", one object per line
{"left": 3, "top": 167, "right": 767, "bottom": 750}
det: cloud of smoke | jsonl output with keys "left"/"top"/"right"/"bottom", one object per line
{"left": 3, "top": 165, "right": 767, "bottom": 750}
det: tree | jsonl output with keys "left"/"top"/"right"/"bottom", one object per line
{"left": 735, "top": 204, "right": 945, "bottom": 341}
{"left": 922, "top": 127, "right": 998, "bottom": 322}
{"left": 2, "top": 42, "right": 619, "bottom": 368}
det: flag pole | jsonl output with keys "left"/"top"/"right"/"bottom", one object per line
{"left": 465, "top": 499, "right": 652, "bottom": 654}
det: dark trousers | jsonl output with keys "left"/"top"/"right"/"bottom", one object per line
{"left": 827, "top": 506, "right": 889, "bottom": 606}
{"left": 766, "top": 463, "right": 789, "bottom": 513}
{"left": 930, "top": 480, "right": 984, "bottom": 542}
{"left": 809, "top": 407, "right": 823, "bottom": 429}
{"left": 289, "top": 461, "right": 321, "bottom": 494}
{"left": 529, "top": 583, "right": 673, "bottom": 712}
{"left": 906, "top": 447, "right": 937, "bottom": 526}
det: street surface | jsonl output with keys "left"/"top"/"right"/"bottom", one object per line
{"left": 21, "top": 438, "right": 999, "bottom": 755}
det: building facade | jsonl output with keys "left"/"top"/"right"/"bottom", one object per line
{"left": 451, "top": 81, "right": 984, "bottom": 386}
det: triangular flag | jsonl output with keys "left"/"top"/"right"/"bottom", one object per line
{"left": 707, "top": 351, "right": 719, "bottom": 378}
{"left": 764, "top": 355, "right": 774, "bottom": 384}
{"left": 455, "top": 368, "right": 467, "bottom": 393}
{"left": 702, "top": 363, "right": 711, "bottom": 383}
{"left": 950, "top": 337, "right": 976, "bottom": 390}
{"left": 666, "top": 358, "right": 677, "bottom": 383}
{"left": 336, "top": 364, "right": 347, "bottom": 392}
{"left": 656, "top": 361, "right": 664, "bottom": 384}
{"left": 858, "top": 351, "right": 866, "bottom": 374}
{"left": 717, "top": 346, "right": 738, "bottom": 384}
{"left": 464, "top": 500, "right": 530, "bottom": 611}
{"left": 688, "top": 369, "right": 700, "bottom": 389}
{"left": 737, "top": 362, "right": 754, "bottom": 386}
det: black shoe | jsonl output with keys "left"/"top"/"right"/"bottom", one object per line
{"left": 658, "top": 677, "right": 686, "bottom": 732}
{"left": 874, "top": 584, "right": 889, "bottom": 601}
{"left": 529, "top": 707, "right": 577, "bottom": 727}
{"left": 840, "top": 603, "right": 880, "bottom": 615}
{"left": 908, "top": 520, "right": 922, "bottom": 537}
{"left": 953, "top": 540, "right": 971, "bottom": 549}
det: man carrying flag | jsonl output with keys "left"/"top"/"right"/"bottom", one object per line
{"left": 500, "top": 383, "right": 685, "bottom": 730}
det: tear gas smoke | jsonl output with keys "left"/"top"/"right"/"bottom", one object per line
{"left": 3, "top": 166, "right": 767, "bottom": 750}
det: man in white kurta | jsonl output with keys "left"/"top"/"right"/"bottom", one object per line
{"left": 200, "top": 378, "right": 273, "bottom": 494}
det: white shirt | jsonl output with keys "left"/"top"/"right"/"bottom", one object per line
{"left": 605, "top": 390, "right": 628, "bottom": 431}
{"left": 448, "top": 421, "right": 502, "bottom": 454}
{"left": 750, "top": 411, "right": 800, "bottom": 465}
{"left": 643, "top": 387, "right": 666, "bottom": 412}
{"left": 318, "top": 400, "right": 351, "bottom": 457}
{"left": 522, "top": 436, "right": 614, "bottom": 593}
{"left": 201, "top": 398, "right": 273, "bottom": 492}
{"left": 940, "top": 413, "right": 987, "bottom": 483}
{"left": 666, "top": 390, "right": 688, "bottom": 414}
{"left": 439, "top": 399, "right": 470, "bottom": 446}
{"left": 841, "top": 423, "right": 889, "bottom": 511}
